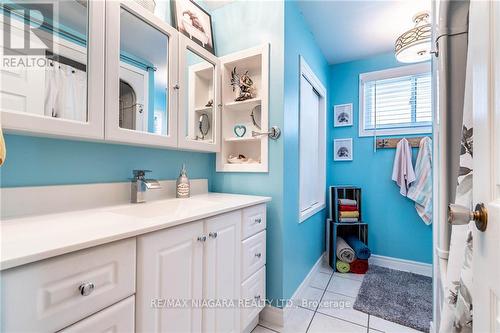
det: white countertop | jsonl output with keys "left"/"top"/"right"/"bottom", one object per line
{"left": 0, "top": 193, "right": 271, "bottom": 271}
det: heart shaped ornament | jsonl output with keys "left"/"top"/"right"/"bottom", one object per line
{"left": 234, "top": 124, "right": 247, "bottom": 137}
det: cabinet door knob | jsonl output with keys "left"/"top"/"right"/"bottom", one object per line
{"left": 173, "top": 84, "right": 180, "bottom": 90}
{"left": 255, "top": 253, "right": 262, "bottom": 258}
{"left": 254, "top": 217, "right": 262, "bottom": 224}
{"left": 254, "top": 295, "right": 261, "bottom": 301}
{"left": 197, "top": 235, "right": 207, "bottom": 242}
{"left": 78, "top": 282, "right": 95, "bottom": 296}
{"left": 209, "top": 232, "right": 218, "bottom": 239}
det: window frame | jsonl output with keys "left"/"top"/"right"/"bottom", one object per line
{"left": 358, "top": 62, "right": 432, "bottom": 137}
{"left": 298, "top": 56, "right": 327, "bottom": 223}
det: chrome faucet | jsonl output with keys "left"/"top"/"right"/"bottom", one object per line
{"left": 131, "top": 170, "right": 161, "bottom": 203}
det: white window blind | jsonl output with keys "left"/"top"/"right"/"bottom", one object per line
{"left": 359, "top": 64, "right": 432, "bottom": 136}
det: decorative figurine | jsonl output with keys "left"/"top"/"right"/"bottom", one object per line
{"left": 230, "top": 67, "right": 256, "bottom": 101}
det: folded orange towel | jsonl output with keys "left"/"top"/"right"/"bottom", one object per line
{"left": 339, "top": 211, "right": 359, "bottom": 218}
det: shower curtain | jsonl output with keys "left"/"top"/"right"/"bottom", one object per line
{"left": 438, "top": 0, "right": 473, "bottom": 331}
{"left": 44, "top": 59, "right": 87, "bottom": 121}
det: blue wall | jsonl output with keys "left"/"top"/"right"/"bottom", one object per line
{"left": 282, "top": 0, "right": 329, "bottom": 299}
{"left": 328, "top": 52, "right": 433, "bottom": 264}
{"left": 210, "top": 0, "right": 286, "bottom": 305}
{"left": 0, "top": 135, "right": 214, "bottom": 188}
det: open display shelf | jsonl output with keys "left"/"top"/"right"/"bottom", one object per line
{"left": 187, "top": 62, "right": 215, "bottom": 142}
{"left": 216, "top": 44, "right": 269, "bottom": 173}
{"left": 327, "top": 186, "right": 368, "bottom": 272}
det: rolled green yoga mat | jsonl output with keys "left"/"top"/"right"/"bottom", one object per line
{"left": 336, "top": 260, "right": 350, "bottom": 273}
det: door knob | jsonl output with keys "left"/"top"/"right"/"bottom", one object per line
{"left": 448, "top": 203, "right": 488, "bottom": 232}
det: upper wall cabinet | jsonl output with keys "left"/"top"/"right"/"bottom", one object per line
{"left": 105, "top": 1, "right": 178, "bottom": 148}
{"left": 216, "top": 44, "right": 270, "bottom": 172}
{"left": 0, "top": 1, "right": 105, "bottom": 140}
{"left": 177, "top": 35, "right": 221, "bottom": 152}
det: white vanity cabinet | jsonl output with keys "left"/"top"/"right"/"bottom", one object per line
{"left": 0, "top": 1, "right": 105, "bottom": 140}
{"left": 0, "top": 238, "right": 136, "bottom": 332}
{"left": 136, "top": 219, "right": 205, "bottom": 333}
{"left": 0, "top": 194, "right": 268, "bottom": 333}
{"left": 59, "top": 296, "right": 135, "bottom": 333}
{"left": 136, "top": 205, "right": 267, "bottom": 333}
{"left": 204, "top": 211, "right": 242, "bottom": 333}
{"left": 136, "top": 210, "right": 243, "bottom": 333}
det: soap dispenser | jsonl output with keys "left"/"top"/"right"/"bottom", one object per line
{"left": 176, "top": 164, "right": 190, "bottom": 198}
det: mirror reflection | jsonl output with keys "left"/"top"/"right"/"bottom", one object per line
{"left": 184, "top": 49, "right": 215, "bottom": 142}
{"left": 119, "top": 7, "right": 169, "bottom": 135}
{"left": 0, "top": 1, "right": 89, "bottom": 122}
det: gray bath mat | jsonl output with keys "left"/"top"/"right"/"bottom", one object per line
{"left": 353, "top": 265, "right": 432, "bottom": 332}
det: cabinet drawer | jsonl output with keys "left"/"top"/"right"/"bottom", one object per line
{"left": 59, "top": 296, "right": 135, "bottom": 333}
{"left": 242, "top": 204, "right": 266, "bottom": 239}
{"left": 1, "top": 238, "right": 136, "bottom": 333}
{"left": 242, "top": 230, "right": 266, "bottom": 280}
{"left": 241, "top": 266, "right": 266, "bottom": 328}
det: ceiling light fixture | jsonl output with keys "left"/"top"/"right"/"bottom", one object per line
{"left": 395, "top": 11, "right": 432, "bottom": 63}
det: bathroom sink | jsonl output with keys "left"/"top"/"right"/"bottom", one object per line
{"left": 110, "top": 198, "right": 219, "bottom": 219}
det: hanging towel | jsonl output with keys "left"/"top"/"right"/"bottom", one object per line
{"left": 338, "top": 198, "right": 357, "bottom": 206}
{"left": 336, "top": 236, "right": 356, "bottom": 263}
{"left": 339, "top": 205, "right": 358, "bottom": 211}
{"left": 345, "top": 235, "right": 371, "bottom": 260}
{"left": 336, "top": 260, "right": 350, "bottom": 273}
{"left": 339, "top": 217, "right": 359, "bottom": 223}
{"left": 407, "top": 137, "right": 433, "bottom": 225}
{"left": 391, "top": 138, "right": 416, "bottom": 196}
{"left": 349, "top": 259, "right": 369, "bottom": 274}
{"left": 0, "top": 127, "right": 6, "bottom": 166}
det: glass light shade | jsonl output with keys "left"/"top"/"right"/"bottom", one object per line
{"left": 395, "top": 12, "right": 432, "bottom": 63}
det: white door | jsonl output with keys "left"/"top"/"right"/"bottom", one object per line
{"left": 469, "top": 1, "right": 500, "bottom": 332}
{"left": 299, "top": 75, "right": 320, "bottom": 215}
{"left": 204, "top": 211, "right": 241, "bottom": 333}
{"left": 119, "top": 63, "right": 148, "bottom": 131}
{"left": 136, "top": 221, "right": 204, "bottom": 333}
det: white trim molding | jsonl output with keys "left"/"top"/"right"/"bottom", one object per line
{"left": 259, "top": 253, "right": 326, "bottom": 328}
{"left": 358, "top": 62, "right": 432, "bottom": 137}
{"left": 298, "top": 56, "right": 327, "bottom": 223}
{"left": 369, "top": 254, "right": 432, "bottom": 277}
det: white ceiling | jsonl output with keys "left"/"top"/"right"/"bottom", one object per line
{"left": 297, "top": 0, "right": 431, "bottom": 64}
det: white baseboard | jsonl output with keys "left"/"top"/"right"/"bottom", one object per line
{"left": 259, "top": 252, "right": 326, "bottom": 328}
{"left": 369, "top": 254, "right": 432, "bottom": 277}
{"left": 259, "top": 304, "right": 284, "bottom": 328}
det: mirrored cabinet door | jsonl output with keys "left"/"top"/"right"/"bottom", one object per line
{"left": 105, "top": 1, "right": 178, "bottom": 148}
{"left": 178, "top": 36, "right": 220, "bottom": 152}
{"left": 0, "top": 0, "right": 105, "bottom": 139}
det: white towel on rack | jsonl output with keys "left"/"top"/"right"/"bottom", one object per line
{"left": 391, "top": 138, "right": 416, "bottom": 196}
{"left": 407, "top": 137, "right": 433, "bottom": 224}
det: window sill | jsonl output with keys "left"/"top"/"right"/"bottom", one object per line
{"left": 299, "top": 203, "right": 326, "bottom": 223}
{"left": 358, "top": 126, "right": 432, "bottom": 137}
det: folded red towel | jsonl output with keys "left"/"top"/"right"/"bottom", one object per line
{"left": 349, "top": 259, "right": 368, "bottom": 274}
{"left": 339, "top": 205, "right": 358, "bottom": 211}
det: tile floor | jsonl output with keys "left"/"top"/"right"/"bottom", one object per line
{"left": 254, "top": 260, "right": 424, "bottom": 333}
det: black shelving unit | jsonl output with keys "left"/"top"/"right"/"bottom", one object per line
{"left": 327, "top": 186, "right": 368, "bottom": 271}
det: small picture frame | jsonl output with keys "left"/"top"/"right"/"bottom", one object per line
{"left": 334, "top": 138, "right": 353, "bottom": 161}
{"left": 171, "top": 0, "right": 215, "bottom": 54}
{"left": 333, "top": 103, "right": 353, "bottom": 127}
